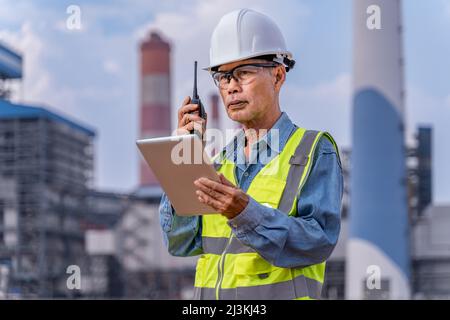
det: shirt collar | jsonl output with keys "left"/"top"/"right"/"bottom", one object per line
{"left": 218, "top": 112, "right": 296, "bottom": 163}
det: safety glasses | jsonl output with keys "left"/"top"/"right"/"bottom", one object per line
{"left": 211, "top": 62, "right": 279, "bottom": 89}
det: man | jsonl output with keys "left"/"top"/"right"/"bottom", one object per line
{"left": 159, "top": 8, "right": 343, "bottom": 300}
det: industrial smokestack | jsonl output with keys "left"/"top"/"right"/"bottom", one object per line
{"left": 347, "top": 0, "right": 410, "bottom": 299}
{"left": 138, "top": 31, "right": 172, "bottom": 186}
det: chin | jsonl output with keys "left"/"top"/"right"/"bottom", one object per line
{"left": 228, "top": 108, "right": 250, "bottom": 123}
{"left": 229, "top": 112, "right": 244, "bottom": 123}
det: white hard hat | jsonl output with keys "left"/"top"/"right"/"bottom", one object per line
{"left": 205, "top": 9, "right": 295, "bottom": 72}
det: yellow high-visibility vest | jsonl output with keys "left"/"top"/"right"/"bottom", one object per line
{"left": 194, "top": 127, "right": 340, "bottom": 300}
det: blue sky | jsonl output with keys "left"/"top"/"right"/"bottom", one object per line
{"left": 1, "top": 0, "right": 449, "bottom": 203}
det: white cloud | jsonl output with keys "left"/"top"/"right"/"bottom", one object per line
{"left": 0, "top": 22, "right": 54, "bottom": 105}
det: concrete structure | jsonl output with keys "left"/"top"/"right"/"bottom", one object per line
{"left": 412, "top": 205, "right": 450, "bottom": 299}
{"left": 83, "top": 190, "right": 197, "bottom": 299}
{"left": 0, "top": 100, "right": 95, "bottom": 298}
{"left": 0, "top": 42, "right": 22, "bottom": 100}
{"left": 323, "top": 125, "right": 450, "bottom": 300}
{"left": 415, "top": 127, "right": 432, "bottom": 216}
{"left": 325, "top": 204, "right": 450, "bottom": 300}
{"left": 348, "top": 0, "right": 410, "bottom": 299}
{"left": 0, "top": 42, "right": 22, "bottom": 79}
{"left": 0, "top": 177, "right": 17, "bottom": 298}
{"left": 139, "top": 31, "right": 172, "bottom": 187}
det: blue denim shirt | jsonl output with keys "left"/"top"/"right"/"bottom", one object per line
{"left": 159, "top": 112, "right": 343, "bottom": 268}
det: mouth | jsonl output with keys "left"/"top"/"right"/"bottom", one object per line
{"left": 227, "top": 100, "right": 248, "bottom": 110}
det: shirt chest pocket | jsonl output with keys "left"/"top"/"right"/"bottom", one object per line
{"left": 247, "top": 177, "right": 286, "bottom": 209}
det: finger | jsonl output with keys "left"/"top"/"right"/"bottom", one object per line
{"left": 199, "top": 177, "right": 235, "bottom": 194}
{"left": 183, "top": 118, "right": 206, "bottom": 133}
{"left": 186, "top": 113, "right": 205, "bottom": 123}
{"left": 178, "top": 97, "right": 190, "bottom": 119}
{"left": 219, "top": 173, "right": 235, "bottom": 187}
{"left": 178, "top": 103, "right": 199, "bottom": 120}
{"left": 176, "top": 127, "right": 190, "bottom": 136}
{"left": 184, "top": 119, "right": 206, "bottom": 133}
{"left": 180, "top": 107, "right": 200, "bottom": 123}
{"left": 197, "top": 177, "right": 235, "bottom": 196}
{"left": 179, "top": 113, "right": 190, "bottom": 126}
{"left": 195, "top": 180, "right": 227, "bottom": 200}
{"left": 179, "top": 114, "right": 192, "bottom": 128}
{"left": 182, "top": 96, "right": 190, "bottom": 106}
{"left": 196, "top": 190, "right": 223, "bottom": 211}
{"left": 192, "top": 119, "right": 206, "bottom": 132}
{"left": 180, "top": 112, "right": 204, "bottom": 127}
{"left": 196, "top": 189, "right": 207, "bottom": 202}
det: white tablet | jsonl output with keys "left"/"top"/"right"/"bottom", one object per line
{"left": 136, "top": 134, "right": 220, "bottom": 216}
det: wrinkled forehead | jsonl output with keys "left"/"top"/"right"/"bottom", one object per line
{"left": 217, "top": 58, "right": 270, "bottom": 72}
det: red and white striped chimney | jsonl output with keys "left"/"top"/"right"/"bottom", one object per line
{"left": 139, "top": 31, "right": 172, "bottom": 186}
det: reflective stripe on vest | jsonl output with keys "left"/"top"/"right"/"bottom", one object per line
{"left": 193, "top": 275, "right": 323, "bottom": 300}
{"left": 194, "top": 127, "right": 339, "bottom": 300}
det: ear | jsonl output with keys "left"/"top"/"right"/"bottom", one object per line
{"left": 273, "top": 65, "right": 286, "bottom": 90}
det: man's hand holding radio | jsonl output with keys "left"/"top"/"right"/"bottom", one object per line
{"left": 176, "top": 96, "right": 207, "bottom": 136}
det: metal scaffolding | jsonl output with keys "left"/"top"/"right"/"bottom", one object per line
{"left": 0, "top": 104, "right": 95, "bottom": 298}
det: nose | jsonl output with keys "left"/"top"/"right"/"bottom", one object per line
{"left": 226, "top": 77, "right": 242, "bottom": 95}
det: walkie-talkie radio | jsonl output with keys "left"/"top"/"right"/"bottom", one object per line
{"left": 189, "top": 61, "right": 207, "bottom": 137}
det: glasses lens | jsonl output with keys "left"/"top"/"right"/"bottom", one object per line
{"left": 233, "top": 66, "right": 261, "bottom": 84}
{"left": 212, "top": 72, "right": 229, "bottom": 88}
{"left": 212, "top": 73, "right": 220, "bottom": 87}
{"left": 212, "top": 63, "right": 278, "bottom": 88}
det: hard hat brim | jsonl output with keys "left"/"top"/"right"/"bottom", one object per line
{"left": 202, "top": 50, "right": 293, "bottom": 72}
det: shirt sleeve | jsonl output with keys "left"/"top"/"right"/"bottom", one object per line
{"left": 227, "top": 136, "right": 343, "bottom": 268}
{"left": 159, "top": 192, "right": 203, "bottom": 257}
